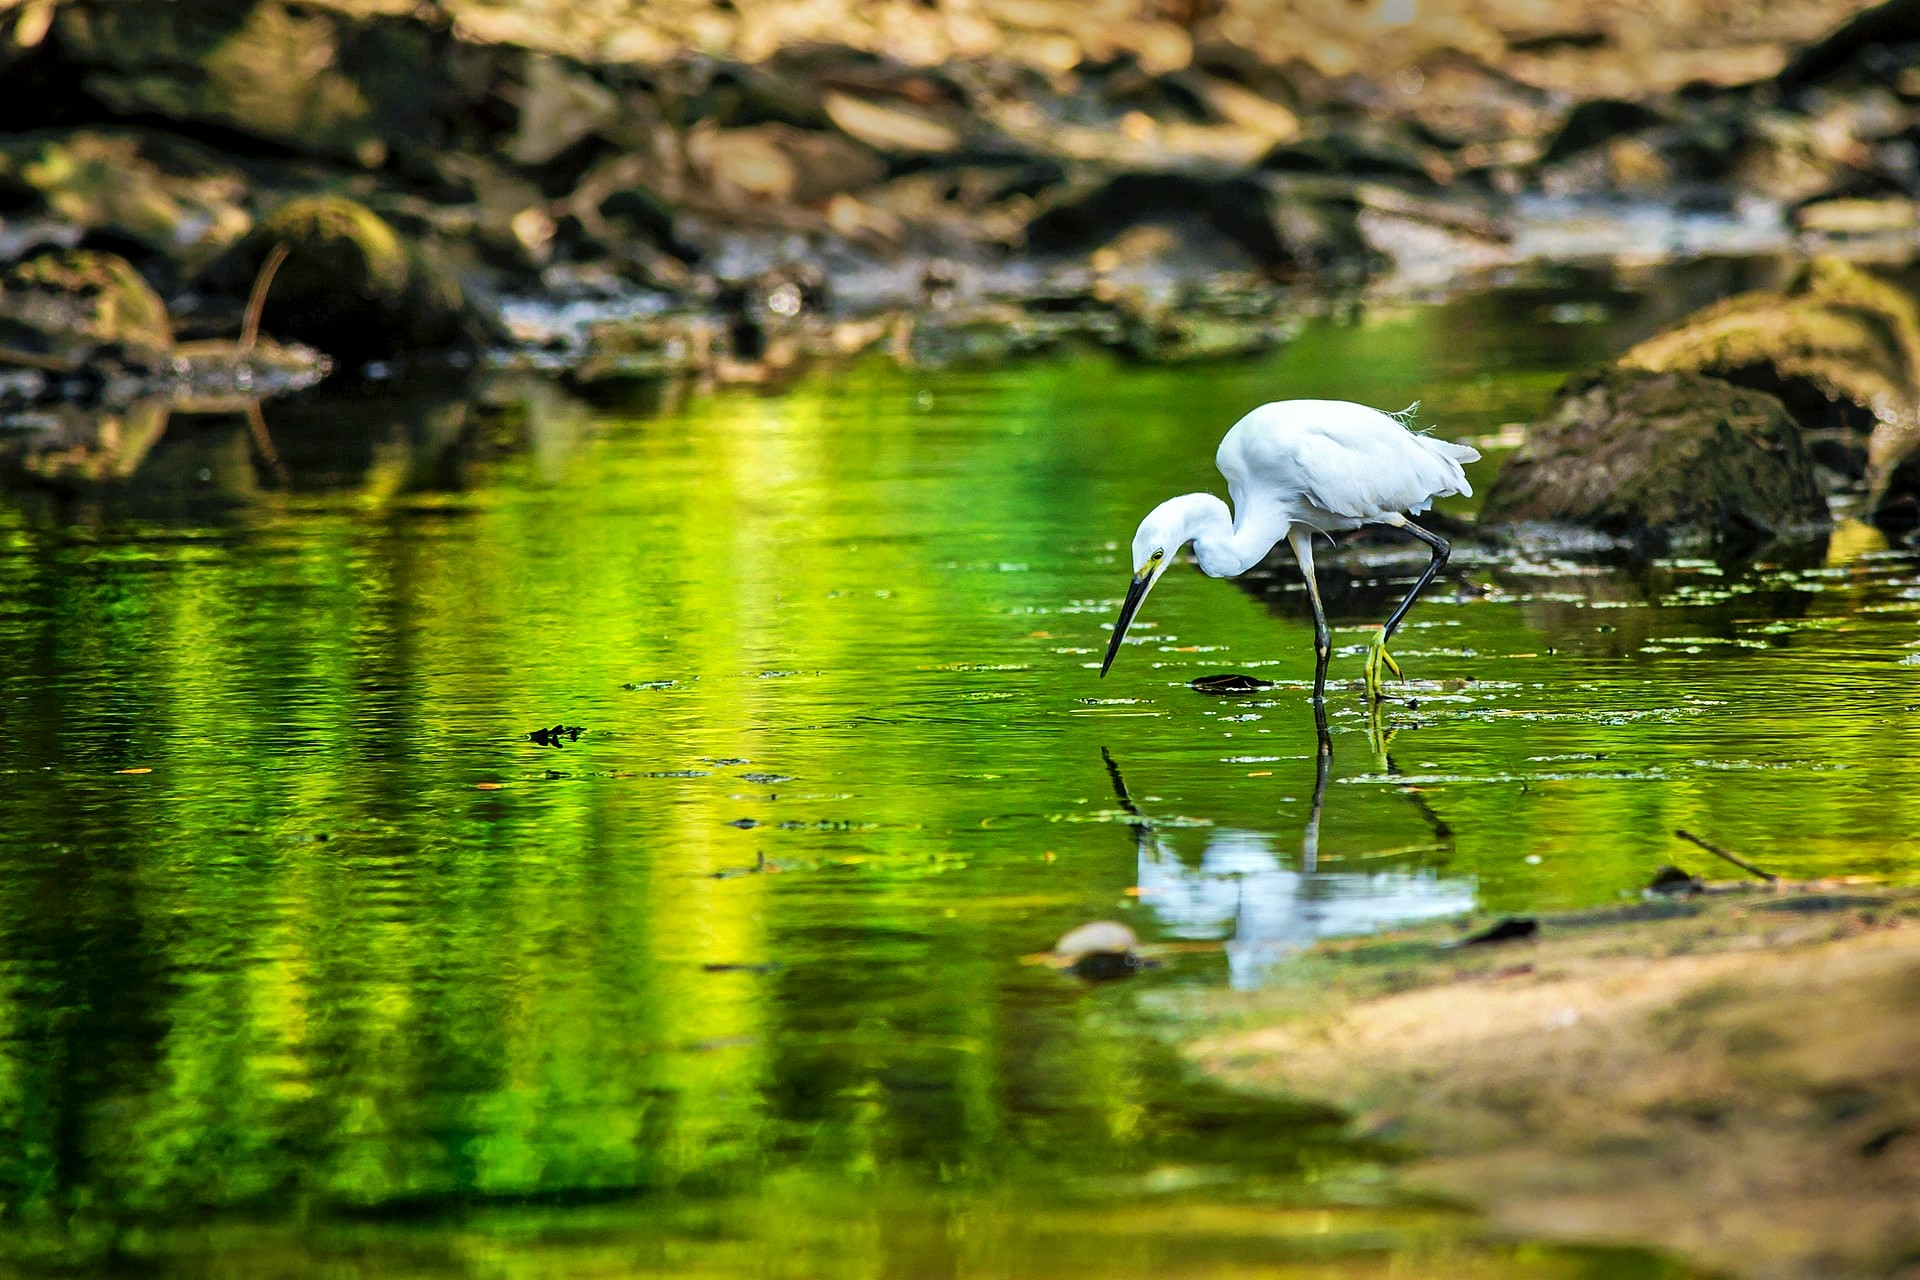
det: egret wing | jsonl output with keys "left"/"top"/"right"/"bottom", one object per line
{"left": 1218, "top": 401, "right": 1476, "bottom": 527}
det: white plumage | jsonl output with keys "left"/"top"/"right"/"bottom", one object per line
{"left": 1100, "top": 399, "right": 1482, "bottom": 705}
{"left": 1218, "top": 400, "right": 1478, "bottom": 533}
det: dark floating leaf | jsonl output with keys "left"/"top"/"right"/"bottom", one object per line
{"left": 740, "top": 772, "right": 793, "bottom": 784}
{"left": 701, "top": 961, "right": 783, "bottom": 975}
{"left": 704, "top": 757, "right": 750, "bottom": 766}
{"left": 1190, "top": 673, "right": 1275, "bottom": 694}
{"left": 1646, "top": 864, "right": 1704, "bottom": 895}
{"left": 1455, "top": 916, "right": 1539, "bottom": 947}
{"left": 527, "top": 724, "right": 584, "bottom": 746}
{"left": 642, "top": 769, "right": 710, "bottom": 778}
{"left": 726, "top": 818, "right": 759, "bottom": 829}
{"left": 622, "top": 679, "right": 683, "bottom": 690}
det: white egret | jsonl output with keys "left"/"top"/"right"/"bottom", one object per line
{"left": 1099, "top": 399, "right": 1480, "bottom": 702}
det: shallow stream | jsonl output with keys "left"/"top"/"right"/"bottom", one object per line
{"left": 2, "top": 264, "right": 1915, "bottom": 1277}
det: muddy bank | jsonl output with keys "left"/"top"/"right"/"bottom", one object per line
{"left": 1186, "top": 881, "right": 1920, "bottom": 1280}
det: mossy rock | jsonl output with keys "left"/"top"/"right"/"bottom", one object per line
{"left": 0, "top": 249, "right": 172, "bottom": 372}
{"left": 203, "top": 196, "right": 495, "bottom": 359}
{"left": 1480, "top": 365, "right": 1830, "bottom": 549}
{"left": 1621, "top": 258, "right": 1920, "bottom": 515}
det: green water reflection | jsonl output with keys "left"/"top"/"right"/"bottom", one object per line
{"left": 1, "top": 279, "right": 1912, "bottom": 1276}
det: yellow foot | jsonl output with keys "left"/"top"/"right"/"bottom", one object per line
{"left": 1364, "top": 635, "right": 1403, "bottom": 701}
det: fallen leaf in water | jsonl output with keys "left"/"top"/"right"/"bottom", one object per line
{"left": 1454, "top": 917, "right": 1539, "bottom": 947}
{"left": 115, "top": 767, "right": 153, "bottom": 775}
{"left": 475, "top": 782, "right": 504, "bottom": 790}
{"left": 1647, "top": 864, "right": 1704, "bottom": 895}
{"left": 1191, "top": 673, "right": 1275, "bottom": 694}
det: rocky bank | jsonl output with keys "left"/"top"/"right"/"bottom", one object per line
{"left": 0, "top": 0, "right": 1915, "bottom": 384}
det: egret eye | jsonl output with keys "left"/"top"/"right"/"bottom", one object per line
{"left": 1149, "top": 549, "right": 1164, "bottom": 564}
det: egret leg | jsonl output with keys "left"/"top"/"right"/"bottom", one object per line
{"left": 1366, "top": 515, "right": 1451, "bottom": 702}
{"left": 1302, "top": 718, "right": 1331, "bottom": 874}
{"left": 1288, "top": 529, "right": 1333, "bottom": 705}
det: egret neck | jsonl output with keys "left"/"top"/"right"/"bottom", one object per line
{"left": 1098, "top": 493, "right": 1288, "bottom": 678}
{"left": 1178, "top": 494, "right": 1290, "bottom": 579}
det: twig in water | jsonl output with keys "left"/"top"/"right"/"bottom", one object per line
{"left": 245, "top": 401, "right": 290, "bottom": 485}
{"left": 1674, "top": 828, "right": 1777, "bottom": 883}
{"left": 240, "top": 243, "right": 291, "bottom": 353}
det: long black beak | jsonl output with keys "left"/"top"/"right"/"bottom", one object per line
{"left": 1099, "top": 572, "right": 1157, "bottom": 678}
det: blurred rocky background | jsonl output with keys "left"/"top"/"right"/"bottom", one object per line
{"left": 0, "top": 0, "right": 1916, "bottom": 514}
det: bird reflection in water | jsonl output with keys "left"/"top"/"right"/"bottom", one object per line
{"left": 1102, "top": 727, "right": 1470, "bottom": 989}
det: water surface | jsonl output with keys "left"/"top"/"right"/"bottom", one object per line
{"left": 1, "top": 274, "right": 1913, "bottom": 1276}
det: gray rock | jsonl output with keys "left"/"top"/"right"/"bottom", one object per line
{"left": 1621, "top": 259, "right": 1920, "bottom": 521}
{"left": 1480, "top": 365, "right": 1831, "bottom": 549}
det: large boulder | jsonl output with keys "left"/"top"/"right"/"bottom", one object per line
{"left": 0, "top": 248, "right": 172, "bottom": 373}
{"left": 1620, "top": 259, "right": 1920, "bottom": 521}
{"left": 1480, "top": 365, "right": 1830, "bottom": 549}
{"left": 199, "top": 196, "right": 497, "bottom": 359}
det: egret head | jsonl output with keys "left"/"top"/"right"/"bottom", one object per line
{"left": 1100, "top": 495, "right": 1218, "bottom": 678}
